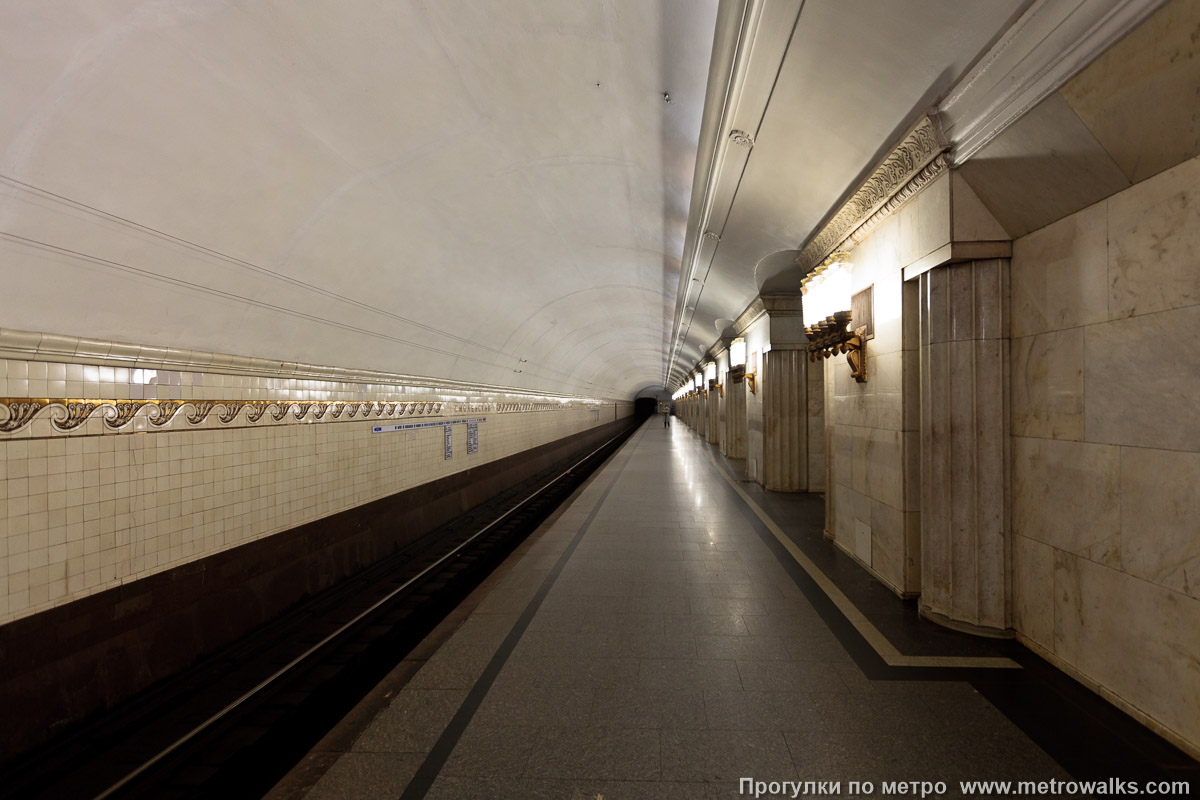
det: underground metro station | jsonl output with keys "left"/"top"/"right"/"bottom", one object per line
{"left": 0, "top": 0, "right": 1198, "bottom": 797}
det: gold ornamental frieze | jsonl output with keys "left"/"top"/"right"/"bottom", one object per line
{"left": 0, "top": 398, "right": 572, "bottom": 435}
{"left": 0, "top": 398, "right": 439, "bottom": 435}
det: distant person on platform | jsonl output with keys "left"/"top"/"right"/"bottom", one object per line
{"left": 661, "top": 404, "right": 671, "bottom": 428}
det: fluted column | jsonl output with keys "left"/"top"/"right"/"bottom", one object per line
{"left": 918, "top": 259, "right": 1011, "bottom": 636}
{"left": 722, "top": 371, "right": 747, "bottom": 459}
{"left": 762, "top": 348, "right": 808, "bottom": 491}
{"left": 707, "top": 386, "right": 720, "bottom": 445}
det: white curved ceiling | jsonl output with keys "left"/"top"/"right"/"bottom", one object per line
{"left": 0, "top": 0, "right": 717, "bottom": 399}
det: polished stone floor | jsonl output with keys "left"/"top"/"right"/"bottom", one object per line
{"left": 299, "top": 421, "right": 1117, "bottom": 799}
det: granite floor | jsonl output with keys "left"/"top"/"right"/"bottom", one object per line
{"left": 302, "top": 420, "right": 1075, "bottom": 799}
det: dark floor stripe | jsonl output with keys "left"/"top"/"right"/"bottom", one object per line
{"left": 397, "top": 425, "right": 644, "bottom": 799}
{"left": 692, "top": 431, "right": 1199, "bottom": 782}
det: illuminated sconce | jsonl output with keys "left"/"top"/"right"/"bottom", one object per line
{"left": 802, "top": 251, "right": 867, "bottom": 383}
{"left": 693, "top": 372, "right": 704, "bottom": 395}
{"left": 704, "top": 361, "right": 718, "bottom": 394}
{"left": 728, "top": 336, "right": 756, "bottom": 394}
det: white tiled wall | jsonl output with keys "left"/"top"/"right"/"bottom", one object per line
{"left": 0, "top": 353, "right": 631, "bottom": 625}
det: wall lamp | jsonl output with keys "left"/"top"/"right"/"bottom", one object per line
{"left": 704, "top": 361, "right": 721, "bottom": 396}
{"left": 802, "top": 252, "right": 867, "bottom": 383}
{"left": 728, "top": 337, "right": 757, "bottom": 394}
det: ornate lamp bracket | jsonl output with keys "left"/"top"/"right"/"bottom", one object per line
{"left": 804, "top": 311, "right": 868, "bottom": 383}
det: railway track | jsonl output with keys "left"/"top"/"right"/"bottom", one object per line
{"left": 1, "top": 423, "right": 638, "bottom": 800}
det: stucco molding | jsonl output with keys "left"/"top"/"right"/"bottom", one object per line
{"left": 732, "top": 297, "right": 768, "bottom": 337}
{"left": 794, "top": 115, "right": 949, "bottom": 274}
{"left": 759, "top": 294, "right": 805, "bottom": 317}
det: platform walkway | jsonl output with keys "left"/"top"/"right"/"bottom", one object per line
{"left": 299, "top": 420, "right": 1069, "bottom": 799}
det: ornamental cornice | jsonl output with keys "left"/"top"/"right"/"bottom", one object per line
{"left": 0, "top": 398, "right": 575, "bottom": 436}
{"left": 732, "top": 298, "right": 767, "bottom": 336}
{"left": 795, "top": 114, "right": 948, "bottom": 274}
{"left": 759, "top": 294, "right": 805, "bottom": 317}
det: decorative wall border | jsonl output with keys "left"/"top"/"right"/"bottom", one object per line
{"left": 0, "top": 398, "right": 574, "bottom": 436}
{"left": 794, "top": 114, "right": 949, "bottom": 274}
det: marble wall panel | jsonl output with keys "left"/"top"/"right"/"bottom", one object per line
{"left": 860, "top": 427, "right": 904, "bottom": 510}
{"left": 1053, "top": 551, "right": 1200, "bottom": 750}
{"left": 832, "top": 392, "right": 903, "bottom": 433}
{"left": 899, "top": 199, "right": 920, "bottom": 267}
{"left": 916, "top": 171, "right": 951, "bottom": 260}
{"left": 1010, "top": 201, "right": 1109, "bottom": 338}
{"left": 902, "top": 429, "right": 920, "bottom": 514}
{"left": 957, "top": 93, "right": 1131, "bottom": 239}
{"left": 972, "top": 259, "right": 1009, "bottom": 341}
{"left": 833, "top": 482, "right": 857, "bottom": 543}
{"left": 1010, "top": 328, "right": 1085, "bottom": 440}
{"left": 869, "top": 350, "right": 904, "bottom": 395}
{"left": 1084, "top": 303, "right": 1200, "bottom": 452}
{"left": 922, "top": 267, "right": 951, "bottom": 346}
{"left": 951, "top": 171, "right": 1010, "bottom": 242}
{"left": 1060, "top": 0, "right": 1200, "bottom": 185}
{"left": 902, "top": 351, "right": 920, "bottom": 434}
{"left": 806, "top": 373, "right": 824, "bottom": 417}
{"left": 832, "top": 424, "right": 852, "bottom": 485}
{"left": 850, "top": 426, "right": 869, "bottom": 496}
{"left": 869, "top": 498, "right": 905, "bottom": 592}
{"left": 903, "top": 510, "right": 921, "bottom": 594}
{"left": 1013, "top": 534, "right": 1055, "bottom": 650}
{"left": 1012, "top": 437, "right": 1121, "bottom": 566}
{"left": 1120, "top": 446, "right": 1200, "bottom": 600}
{"left": 807, "top": 418, "right": 825, "bottom": 493}
{"left": 1108, "top": 154, "right": 1200, "bottom": 319}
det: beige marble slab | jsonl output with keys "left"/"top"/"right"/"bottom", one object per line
{"left": 1060, "top": 0, "right": 1200, "bottom": 185}
{"left": 951, "top": 171, "right": 1009, "bottom": 242}
{"left": 1010, "top": 328, "right": 1085, "bottom": 440}
{"left": 1013, "top": 533, "right": 1055, "bottom": 651}
{"left": 916, "top": 171, "right": 951, "bottom": 260}
{"left": 902, "top": 510, "right": 921, "bottom": 594}
{"left": 854, "top": 426, "right": 904, "bottom": 509}
{"left": 1012, "top": 436, "right": 1121, "bottom": 566}
{"left": 1108, "top": 153, "right": 1200, "bottom": 319}
{"left": 1011, "top": 199, "right": 1110, "bottom": 338}
{"left": 868, "top": 497, "right": 905, "bottom": 592}
{"left": 1084, "top": 302, "right": 1200, "bottom": 452}
{"left": 957, "top": 93, "right": 1130, "bottom": 239}
{"left": 869, "top": 349, "right": 904, "bottom": 394}
{"left": 899, "top": 196, "right": 921, "bottom": 267}
{"left": 902, "top": 429, "right": 920, "bottom": 513}
{"left": 1053, "top": 550, "right": 1200, "bottom": 751}
{"left": 1120, "top": 446, "right": 1200, "bottom": 600}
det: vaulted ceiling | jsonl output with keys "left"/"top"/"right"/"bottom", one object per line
{"left": 0, "top": 0, "right": 715, "bottom": 399}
